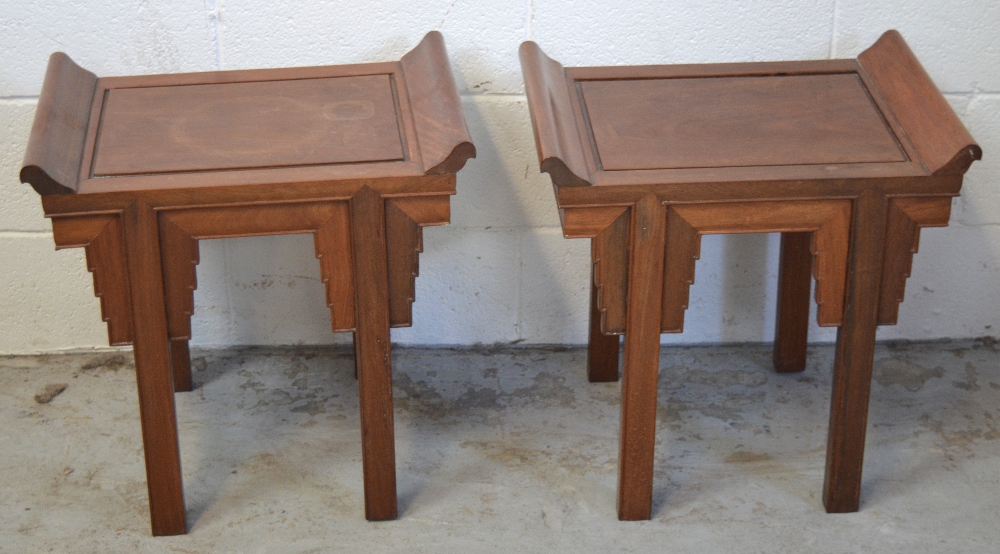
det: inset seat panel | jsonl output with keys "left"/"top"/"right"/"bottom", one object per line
{"left": 92, "top": 74, "right": 404, "bottom": 176}
{"left": 580, "top": 73, "right": 906, "bottom": 171}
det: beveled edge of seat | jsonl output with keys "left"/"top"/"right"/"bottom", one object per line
{"left": 20, "top": 52, "right": 97, "bottom": 195}
{"left": 21, "top": 31, "right": 477, "bottom": 197}
{"left": 858, "top": 30, "right": 982, "bottom": 176}
{"left": 401, "top": 31, "right": 477, "bottom": 175}
{"left": 519, "top": 41, "right": 593, "bottom": 187}
{"left": 519, "top": 30, "right": 981, "bottom": 189}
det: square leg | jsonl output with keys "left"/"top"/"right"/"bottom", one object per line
{"left": 588, "top": 266, "right": 620, "bottom": 383}
{"left": 122, "top": 202, "right": 187, "bottom": 536}
{"left": 348, "top": 186, "right": 398, "bottom": 520}
{"left": 773, "top": 232, "right": 812, "bottom": 373}
{"left": 823, "top": 191, "right": 887, "bottom": 512}
{"left": 170, "top": 339, "right": 193, "bottom": 392}
{"left": 617, "top": 194, "right": 666, "bottom": 520}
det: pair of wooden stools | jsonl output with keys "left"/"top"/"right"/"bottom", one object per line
{"left": 21, "top": 31, "right": 979, "bottom": 535}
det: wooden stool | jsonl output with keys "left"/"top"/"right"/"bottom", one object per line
{"left": 520, "top": 31, "right": 980, "bottom": 520}
{"left": 20, "top": 31, "right": 474, "bottom": 536}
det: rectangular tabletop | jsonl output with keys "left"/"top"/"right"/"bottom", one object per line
{"left": 93, "top": 75, "right": 405, "bottom": 176}
{"left": 519, "top": 54, "right": 943, "bottom": 188}
{"left": 580, "top": 73, "right": 906, "bottom": 171}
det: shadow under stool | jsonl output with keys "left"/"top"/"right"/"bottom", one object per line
{"left": 20, "top": 31, "right": 475, "bottom": 535}
{"left": 519, "top": 30, "right": 980, "bottom": 520}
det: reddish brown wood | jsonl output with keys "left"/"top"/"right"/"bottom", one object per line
{"left": 385, "top": 199, "right": 421, "bottom": 327}
{"left": 350, "top": 186, "right": 398, "bottom": 521}
{"left": 823, "top": 188, "right": 888, "bottom": 512}
{"left": 773, "top": 232, "right": 812, "bottom": 373}
{"left": 587, "top": 269, "right": 620, "bottom": 383}
{"left": 21, "top": 33, "right": 473, "bottom": 536}
{"left": 618, "top": 194, "right": 666, "bottom": 520}
{"left": 858, "top": 31, "right": 982, "bottom": 175}
{"left": 661, "top": 207, "right": 701, "bottom": 333}
{"left": 400, "top": 31, "right": 476, "bottom": 174}
{"left": 878, "top": 196, "right": 952, "bottom": 325}
{"left": 78, "top": 217, "right": 133, "bottom": 346}
{"left": 314, "top": 203, "right": 356, "bottom": 332}
{"left": 561, "top": 205, "right": 629, "bottom": 238}
{"left": 520, "top": 31, "right": 979, "bottom": 520}
{"left": 170, "top": 339, "right": 193, "bottom": 393}
{"left": 519, "top": 41, "right": 591, "bottom": 187}
{"left": 122, "top": 200, "right": 186, "bottom": 536}
{"left": 159, "top": 215, "right": 199, "bottom": 341}
{"left": 661, "top": 200, "right": 849, "bottom": 332}
{"left": 41, "top": 174, "right": 455, "bottom": 214}
{"left": 352, "top": 331, "right": 359, "bottom": 380}
{"left": 581, "top": 74, "right": 904, "bottom": 171}
{"left": 591, "top": 208, "right": 630, "bottom": 334}
{"left": 94, "top": 76, "right": 403, "bottom": 176}
{"left": 22, "top": 42, "right": 472, "bottom": 197}
{"left": 587, "top": 208, "right": 630, "bottom": 382}
{"left": 20, "top": 53, "right": 97, "bottom": 195}
{"left": 389, "top": 195, "right": 452, "bottom": 226}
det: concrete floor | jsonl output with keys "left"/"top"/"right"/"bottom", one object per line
{"left": 1, "top": 340, "right": 999, "bottom": 553}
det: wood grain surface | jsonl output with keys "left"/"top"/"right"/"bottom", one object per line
{"left": 519, "top": 41, "right": 591, "bottom": 187}
{"left": 859, "top": 30, "right": 982, "bottom": 175}
{"left": 20, "top": 53, "right": 97, "bottom": 195}
{"left": 581, "top": 74, "right": 905, "bottom": 170}
{"left": 877, "top": 196, "right": 953, "bottom": 325}
{"left": 587, "top": 208, "right": 629, "bottom": 382}
{"left": 122, "top": 200, "right": 187, "bottom": 536}
{"left": 773, "top": 232, "right": 813, "bottom": 373}
{"left": 93, "top": 75, "right": 403, "bottom": 176}
{"left": 350, "top": 186, "right": 398, "bottom": 521}
{"left": 617, "top": 194, "right": 666, "bottom": 520}
{"left": 400, "top": 31, "right": 476, "bottom": 174}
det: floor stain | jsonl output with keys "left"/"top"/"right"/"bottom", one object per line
{"left": 510, "top": 372, "right": 576, "bottom": 408}
{"left": 394, "top": 369, "right": 577, "bottom": 422}
{"left": 874, "top": 358, "right": 944, "bottom": 391}
{"left": 725, "top": 450, "right": 772, "bottom": 464}
{"left": 284, "top": 360, "right": 310, "bottom": 379}
{"left": 952, "top": 362, "right": 981, "bottom": 392}
{"left": 916, "top": 412, "right": 996, "bottom": 459}
{"left": 662, "top": 366, "right": 769, "bottom": 390}
{"left": 78, "top": 354, "right": 132, "bottom": 375}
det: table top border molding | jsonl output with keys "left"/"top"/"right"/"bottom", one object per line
{"left": 520, "top": 30, "right": 980, "bottom": 190}
{"left": 21, "top": 31, "right": 475, "bottom": 197}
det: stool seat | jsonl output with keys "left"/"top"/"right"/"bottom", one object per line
{"left": 21, "top": 31, "right": 474, "bottom": 536}
{"left": 520, "top": 30, "right": 980, "bottom": 520}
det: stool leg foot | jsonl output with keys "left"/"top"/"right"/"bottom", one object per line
{"left": 170, "top": 339, "right": 193, "bottom": 392}
{"left": 588, "top": 270, "right": 620, "bottom": 382}
{"left": 349, "top": 187, "right": 398, "bottom": 521}
{"left": 822, "top": 191, "right": 886, "bottom": 513}
{"left": 122, "top": 202, "right": 186, "bottom": 536}
{"left": 617, "top": 195, "right": 665, "bottom": 521}
{"left": 773, "top": 232, "right": 812, "bottom": 373}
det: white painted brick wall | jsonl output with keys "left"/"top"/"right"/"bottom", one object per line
{"left": 0, "top": 1, "right": 997, "bottom": 353}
